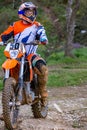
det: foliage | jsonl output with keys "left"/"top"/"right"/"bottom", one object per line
{"left": 0, "top": 77, "right": 3, "bottom": 91}
{"left": 0, "top": 47, "right": 6, "bottom": 67}
{"left": 74, "top": 0, "right": 87, "bottom": 45}
{"left": 0, "top": 6, "right": 18, "bottom": 32}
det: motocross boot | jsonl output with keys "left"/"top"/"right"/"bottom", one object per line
{"left": 34, "top": 65, "right": 48, "bottom": 102}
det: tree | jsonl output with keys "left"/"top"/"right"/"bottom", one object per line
{"left": 64, "top": 0, "right": 80, "bottom": 57}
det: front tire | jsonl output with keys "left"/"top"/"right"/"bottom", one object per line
{"left": 2, "top": 77, "right": 19, "bottom": 130}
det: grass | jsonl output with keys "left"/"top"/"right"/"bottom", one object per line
{"left": 0, "top": 78, "right": 3, "bottom": 91}
{"left": 47, "top": 47, "right": 87, "bottom": 68}
{"left": 0, "top": 46, "right": 6, "bottom": 67}
{"left": 46, "top": 47, "right": 87, "bottom": 87}
{"left": 48, "top": 69, "right": 87, "bottom": 87}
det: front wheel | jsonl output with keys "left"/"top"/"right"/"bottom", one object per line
{"left": 2, "top": 77, "right": 19, "bottom": 130}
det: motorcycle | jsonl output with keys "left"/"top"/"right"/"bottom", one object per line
{"left": 1, "top": 42, "right": 48, "bottom": 130}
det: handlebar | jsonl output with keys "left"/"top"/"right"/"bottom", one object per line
{"left": 0, "top": 40, "right": 44, "bottom": 48}
{"left": 24, "top": 42, "right": 39, "bottom": 46}
{"left": 0, "top": 41, "right": 41, "bottom": 46}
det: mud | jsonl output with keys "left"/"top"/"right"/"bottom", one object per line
{"left": 0, "top": 85, "right": 87, "bottom": 130}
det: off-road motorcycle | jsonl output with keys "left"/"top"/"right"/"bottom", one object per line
{"left": 1, "top": 42, "right": 48, "bottom": 130}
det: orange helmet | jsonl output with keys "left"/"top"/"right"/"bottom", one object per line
{"left": 18, "top": 2, "right": 37, "bottom": 23}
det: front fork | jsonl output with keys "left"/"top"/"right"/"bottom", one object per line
{"left": 17, "top": 56, "right": 25, "bottom": 103}
{"left": 4, "top": 69, "right": 10, "bottom": 79}
{"left": 17, "top": 57, "right": 35, "bottom": 104}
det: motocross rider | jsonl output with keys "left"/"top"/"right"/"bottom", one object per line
{"left": 0, "top": 2, "right": 48, "bottom": 105}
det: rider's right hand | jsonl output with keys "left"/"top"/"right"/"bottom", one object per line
{"left": 0, "top": 41, "right": 4, "bottom": 46}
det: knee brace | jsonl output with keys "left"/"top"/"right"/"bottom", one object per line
{"left": 35, "top": 64, "right": 48, "bottom": 86}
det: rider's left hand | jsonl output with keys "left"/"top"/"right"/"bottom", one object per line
{"left": 40, "top": 37, "right": 48, "bottom": 45}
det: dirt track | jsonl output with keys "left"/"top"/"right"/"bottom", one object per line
{"left": 0, "top": 85, "right": 87, "bottom": 130}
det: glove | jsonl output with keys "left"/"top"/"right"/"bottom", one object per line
{"left": 0, "top": 41, "right": 4, "bottom": 46}
{"left": 40, "top": 37, "right": 48, "bottom": 45}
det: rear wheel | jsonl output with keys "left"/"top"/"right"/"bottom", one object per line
{"left": 31, "top": 99, "right": 48, "bottom": 118}
{"left": 2, "top": 77, "right": 19, "bottom": 130}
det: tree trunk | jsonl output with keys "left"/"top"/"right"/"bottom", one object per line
{"left": 64, "top": 0, "right": 80, "bottom": 57}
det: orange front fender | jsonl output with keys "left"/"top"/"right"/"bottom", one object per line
{"left": 2, "top": 59, "right": 19, "bottom": 69}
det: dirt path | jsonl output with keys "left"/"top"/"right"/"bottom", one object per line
{"left": 0, "top": 85, "right": 87, "bottom": 130}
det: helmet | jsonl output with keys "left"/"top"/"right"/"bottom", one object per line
{"left": 18, "top": 2, "right": 37, "bottom": 23}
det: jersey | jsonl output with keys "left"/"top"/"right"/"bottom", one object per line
{"left": 0, "top": 20, "right": 48, "bottom": 56}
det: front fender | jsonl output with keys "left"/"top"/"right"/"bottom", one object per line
{"left": 2, "top": 59, "right": 19, "bottom": 69}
